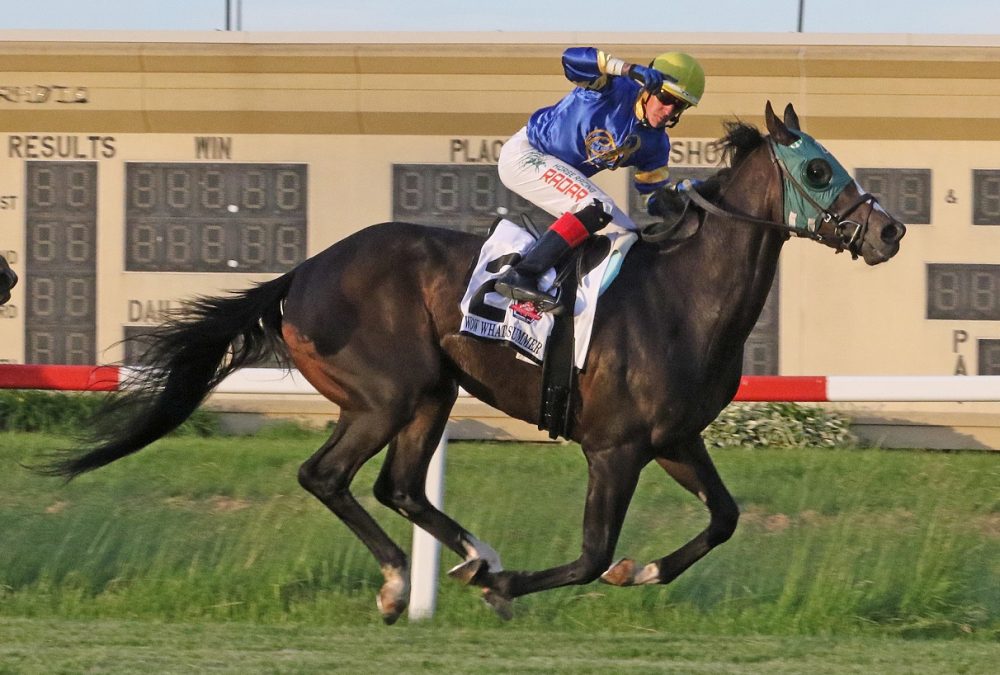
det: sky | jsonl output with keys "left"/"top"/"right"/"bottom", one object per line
{"left": 1, "top": 0, "right": 999, "bottom": 34}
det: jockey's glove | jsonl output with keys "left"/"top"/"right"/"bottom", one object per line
{"left": 677, "top": 178, "right": 704, "bottom": 192}
{"left": 628, "top": 64, "right": 664, "bottom": 93}
{"left": 646, "top": 181, "right": 694, "bottom": 217}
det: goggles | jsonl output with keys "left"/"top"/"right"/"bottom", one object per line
{"left": 655, "top": 90, "right": 689, "bottom": 110}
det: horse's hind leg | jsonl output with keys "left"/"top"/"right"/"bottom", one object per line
{"left": 297, "top": 410, "right": 410, "bottom": 624}
{"left": 373, "top": 381, "right": 506, "bottom": 605}
{"left": 601, "top": 434, "right": 739, "bottom": 586}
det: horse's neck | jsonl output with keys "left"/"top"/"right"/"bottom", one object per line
{"left": 674, "top": 150, "right": 785, "bottom": 339}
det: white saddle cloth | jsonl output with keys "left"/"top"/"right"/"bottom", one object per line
{"left": 459, "top": 219, "right": 636, "bottom": 369}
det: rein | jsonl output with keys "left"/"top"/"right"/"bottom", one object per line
{"left": 651, "top": 138, "right": 880, "bottom": 259}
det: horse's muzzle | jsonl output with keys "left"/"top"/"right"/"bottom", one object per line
{"left": 860, "top": 217, "right": 905, "bottom": 266}
{"left": 880, "top": 220, "right": 906, "bottom": 246}
{"left": 0, "top": 268, "right": 17, "bottom": 304}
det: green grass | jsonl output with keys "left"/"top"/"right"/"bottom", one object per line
{"left": 1, "top": 432, "right": 998, "bottom": 641}
{"left": 2, "top": 618, "right": 998, "bottom": 674}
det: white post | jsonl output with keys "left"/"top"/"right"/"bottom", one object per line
{"left": 408, "top": 428, "right": 447, "bottom": 620}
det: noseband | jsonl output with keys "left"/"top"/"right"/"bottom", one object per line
{"left": 678, "top": 139, "right": 887, "bottom": 260}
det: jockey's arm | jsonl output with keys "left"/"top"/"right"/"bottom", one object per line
{"left": 562, "top": 47, "right": 664, "bottom": 93}
{"left": 645, "top": 178, "right": 715, "bottom": 217}
{"left": 634, "top": 166, "right": 672, "bottom": 216}
{"left": 561, "top": 47, "right": 635, "bottom": 89}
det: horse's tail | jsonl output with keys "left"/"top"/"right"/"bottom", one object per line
{"left": 36, "top": 272, "right": 295, "bottom": 480}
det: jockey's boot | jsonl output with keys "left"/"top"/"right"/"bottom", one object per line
{"left": 494, "top": 200, "right": 613, "bottom": 308}
{"left": 493, "top": 228, "right": 572, "bottom": 307}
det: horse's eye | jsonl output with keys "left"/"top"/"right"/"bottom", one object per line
{"left": 804, "top": 158, "right": 833, "bottom": 188}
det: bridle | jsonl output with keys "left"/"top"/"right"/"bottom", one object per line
{"left": 676, "top": 138, "right": 885, "bottom": 259}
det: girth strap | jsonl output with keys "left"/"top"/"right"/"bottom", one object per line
{"left": 538, "top": 264, "right": 578, "bottom": 439}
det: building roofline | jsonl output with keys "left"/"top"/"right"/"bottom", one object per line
{"left": 2, "top": 29, "right": 1000, "bottom": 48}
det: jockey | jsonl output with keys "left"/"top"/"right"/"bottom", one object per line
{"left": 495, "top": 47, "right": 705, "bottom": 307}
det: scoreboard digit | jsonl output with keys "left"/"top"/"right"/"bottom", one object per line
{"left": 973, "top": 169, "right": 1000, "bottom": 225}
{"left": 25, "top": 161, "right": 97, "bottom": 365}
{"left": 392, "top": 164, "right": 549, "bottom": 237}
{"left": 125, "top": 163, "right": 307, "bottom": 272}
{"left": 854, "top": 168, "right": 932, "bottom": 224}
{"left": 979, "top": 339, "right": 1000, "bottom": 375}
{"left": 743, "top": 287, "right": 780, "bottom": 375}
{"left": 926, "top": 264, "right": 1000, "bottom": 321}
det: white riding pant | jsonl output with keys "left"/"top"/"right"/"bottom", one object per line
{"left": 497, "top": 127, "right": 641, "bottom": 233}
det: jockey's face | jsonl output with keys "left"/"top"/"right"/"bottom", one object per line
{"left": 645, "top": 91, "right": 687, "bottom": 129}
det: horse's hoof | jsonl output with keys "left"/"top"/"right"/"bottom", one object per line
{"left": 448, "top": 558, "right": 487, "bottom": 585}
{"left": 633, "top": 562, "right": 661, "bottom": 585}
{"left": 376, "top": 565, "right": 409, "bottom": 624}
{"left": 600, "top": 558, "right": 637, "bottom": 586}
{"left": 375, "top": 589, "right": 407, "bottom": 625}
{"left": 482, "top": 588, "right": 514, "bottom": 620}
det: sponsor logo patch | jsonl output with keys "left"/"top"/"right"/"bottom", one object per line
{"left": 541, "top": 167, "right": 590, "bottom": 203}
{"left": 510, "top": 301, "right": 543, "bottom": 323}
{"left": 518, "top": 151, "right": 548, "bottom": 172}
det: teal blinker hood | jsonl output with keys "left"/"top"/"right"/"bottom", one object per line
{"left": 771, "top": 132, "right": 853, "bottom": 232}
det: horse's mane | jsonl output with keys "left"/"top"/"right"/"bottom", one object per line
{"left": 633, "top": 121, "right": 764, "bottom": 241}
{"left": 708, "top": 121, "right": 766, "bottom": 188}
{"left": 718, "top": 120, "right": 765, "bottom": 169}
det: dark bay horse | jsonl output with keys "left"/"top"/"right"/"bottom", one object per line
{"left": 0, "top": 253, "right": 16, "bottom": 305}
{"left": 39, "top": 103, "right": 905, "bottom": 623}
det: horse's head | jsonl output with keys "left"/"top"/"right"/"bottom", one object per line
{"left": 764, "top": 101, "right": 906, "bottom": 265}
{"left": 0, "top": 255, "right": 16, "bottom": 305}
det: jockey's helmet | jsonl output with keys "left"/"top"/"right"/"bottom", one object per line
{"left": 650, "top": 52, "right": 705, "bottom": 107}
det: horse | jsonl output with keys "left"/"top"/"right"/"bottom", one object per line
{"left": 0, "top": 253, "right": 16, "bottom": 305}
{"left": 37, "top": 102, "right": 905, "bottom": 623}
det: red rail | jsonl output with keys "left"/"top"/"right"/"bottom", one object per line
{"left": 1, "top": 365, "right": 999, "bottom": 402}
{"left": 0, "top": 364, "right": 121, "bottom": 391}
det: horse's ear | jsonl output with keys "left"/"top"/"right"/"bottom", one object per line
{"left": 783, "top": 103, "right": 801, "bottom": 132}
{"left": 765, "top": 100, "right": 800, "bottom": 146}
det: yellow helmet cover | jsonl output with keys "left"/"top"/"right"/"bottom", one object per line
{"left": 650, "top": 52, "right": 705, "bottom": 107}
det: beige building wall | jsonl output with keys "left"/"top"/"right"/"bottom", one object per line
{"left": 0, "top": 32, "right": 998, "bottom": 447}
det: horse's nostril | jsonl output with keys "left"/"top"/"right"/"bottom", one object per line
{"left": 881, "top": 222, "right": 904, "bottom": 244}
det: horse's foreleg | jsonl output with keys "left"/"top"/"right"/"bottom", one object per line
{"left": 297, "top": 411, "right": 410, "bottom": 624}
{"left": 602, "top": 434, "right": 739, "bottom": 586}
{"left": 454, "top": 445, "right": 647, "bottom": 616}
